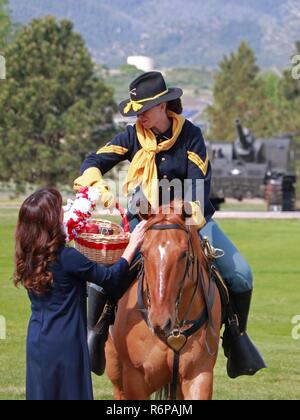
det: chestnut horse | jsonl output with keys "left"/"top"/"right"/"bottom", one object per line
{"left": 106, "top": 204, "right": 221, "bottom": 400}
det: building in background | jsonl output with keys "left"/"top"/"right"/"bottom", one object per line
{"left": 127, "top": 55, "right": 154, "bottom": 72}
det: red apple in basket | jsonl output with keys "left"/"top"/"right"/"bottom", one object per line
{"left": 81, "top": 223, "right": 99, "bottom": 234}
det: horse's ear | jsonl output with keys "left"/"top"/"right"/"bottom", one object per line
{"left": 182, "top": 202, "right": 193, "bottom": 219}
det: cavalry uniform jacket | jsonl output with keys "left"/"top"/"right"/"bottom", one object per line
{"left": 81, "top": 119, "right": 215, "bottom": 221}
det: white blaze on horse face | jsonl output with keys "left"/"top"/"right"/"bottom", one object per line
{"left": 158, "top": 242, "right": 170, "bottom": 299}
{"left": 158, "top": 244, "right": 167, "bottom": 260}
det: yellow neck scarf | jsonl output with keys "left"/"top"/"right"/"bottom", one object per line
{"left": 123, "top": 111, "right": 185, "bottom": 209}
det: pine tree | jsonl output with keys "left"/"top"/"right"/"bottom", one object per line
{"left": 0, "top": 0, "right": 12, "bottom": 50}
{"left": 0, "top": 17, "right": 117, "bottom": 190}
{"left": 207, "top": 42, "right": 280, "bottom": 140}
{"left": 280, "top": 41, "right": 300, "bottom": 133}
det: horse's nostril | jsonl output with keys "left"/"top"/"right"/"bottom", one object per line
{"left": 163, "top": 318, "right": 173, "bottom": 334}
{"left": 153, "top": 318, "right": 173, "bottom": 336}
{"left": 153, "top": 325, "right": 161, "bottom": 335}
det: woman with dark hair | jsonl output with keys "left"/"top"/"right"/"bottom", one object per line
{"left": 74, "top": 71, "right": 265, "bottom": 378}
{"left": 14, "top": 187, "right": 146, "bottom": 400}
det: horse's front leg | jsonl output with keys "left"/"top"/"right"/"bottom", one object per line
{"left": 122, "top": 363, "right": 151, "bottom": 400}
{"left": 105, "top": 336, "right": 125, "bottom": 400}
{"left": 181, "top": 371, "right": 214, "bottom": 400}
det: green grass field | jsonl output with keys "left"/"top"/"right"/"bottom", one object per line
{"left": 0, "top": 208, "right": 300, "bottom": 400}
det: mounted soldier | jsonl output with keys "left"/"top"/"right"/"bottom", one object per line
{"left": 74, "top": 71, "right": 266, "bottom": 379}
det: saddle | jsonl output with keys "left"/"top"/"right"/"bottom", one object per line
{"left": 210, "top": 266, "right": 229, "bottom": 324}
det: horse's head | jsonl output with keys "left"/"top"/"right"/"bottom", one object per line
{"left": 139, "top": 201, "right": 202, "bottom": 337}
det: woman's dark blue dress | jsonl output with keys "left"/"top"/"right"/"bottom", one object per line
{"left": 26, "top": 246, "right": 130, "bottom": 401}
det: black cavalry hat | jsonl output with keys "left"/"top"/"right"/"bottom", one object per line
{"left": 118, "top": 71, "right": 183, "bottom": 117}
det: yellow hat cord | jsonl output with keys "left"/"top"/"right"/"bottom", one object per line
{"left": 123, "top": 89, "right": 169, "bottom": 114}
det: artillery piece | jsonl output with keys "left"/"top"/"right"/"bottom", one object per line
{"left": 208, "top": 120, "right": 297, "bottom": 211}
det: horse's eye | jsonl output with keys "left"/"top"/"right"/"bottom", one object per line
{"left": 180, "top": 251, "right": 188, "bottom": 260}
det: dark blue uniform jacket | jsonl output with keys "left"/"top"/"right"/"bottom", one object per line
{"left": 81, "top": 119, "right": 215, "bottom": 221}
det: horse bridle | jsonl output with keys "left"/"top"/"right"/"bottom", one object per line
{"left": 137, "top": 223, "right": 213, "bottom": 336}
{"left": 138, "top": 220, "right": 217, "bottom": 400}
{"left": 147, "top": 224, "right": 195, "bottom": 315}
{"left": 137, "top": 222, "right": 217, "bottom": 401}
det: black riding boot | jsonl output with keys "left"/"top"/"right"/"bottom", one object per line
{"left": 222, "top": 290, "right": 266, "bottom": 378}
{"left": 87, "top": 285, "right": 115, "bottom": 376}
{"left": 87, "top": 256, "right": 142, "bottom": 376}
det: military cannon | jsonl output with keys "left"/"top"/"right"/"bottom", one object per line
{"left": 235, "top": 119, "right": 256, "bottom": 162}
{"left": 208, "top": 120, "right": 297, "bottom": 211}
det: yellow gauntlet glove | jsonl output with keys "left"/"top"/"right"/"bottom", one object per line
{"left": 73, "top": 167, "right": 116, "bottom": 209}
{"left": 187, "top": 201, "right": 206, "bottom": 230}
{"left": 94, "top": 181, "right": 116, "bottom": 209}
{"left": 73, "top": 167, "right": 102, "bottom": 191}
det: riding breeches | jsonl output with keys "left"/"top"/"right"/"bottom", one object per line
{"left": 127, "top": 216, "right": 253, "bottom": 294}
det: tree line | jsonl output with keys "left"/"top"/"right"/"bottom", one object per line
{"left": 207, "top": 41, "right": 300, "bottom": 140}
{"left": 0, "top": 6, "right": 118, "bottom": 192}
{"left": 0, "top": 2, "right": 299, "bottom": 193}
{"left": 206, "top": 41, "right": 300, "bottom": 198}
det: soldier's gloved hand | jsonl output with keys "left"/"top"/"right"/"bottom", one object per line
{"left": 94, "top": 181, "right": 116, "bottom": 210}
{"left": 73, "top": 167, "right": 102, "bottom": 192}
{"left": 73, "top": 167, "right": 116, "bottom": 210}
{"left": 187, "top": 201, "right": 206, "bottom": 230}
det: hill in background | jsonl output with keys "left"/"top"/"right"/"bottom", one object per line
{"left": 9, "top": 0, "right": 300, "bottom": 68}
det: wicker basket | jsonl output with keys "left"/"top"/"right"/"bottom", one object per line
{"left": 74, "top": 203, "right": 130, "bottom": 265}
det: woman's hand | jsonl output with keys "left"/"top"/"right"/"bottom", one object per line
{"left": 129, "top": 220, "right": 147, "bottom": 249}
{"left": 122, "top": 220, "right": 147, "bottom": 265}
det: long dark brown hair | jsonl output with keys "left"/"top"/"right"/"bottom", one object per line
{"left": 14, "top": 188, "right": 66, "bottom": 295}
